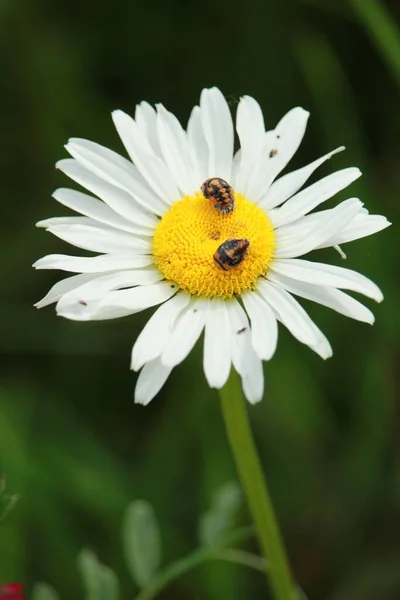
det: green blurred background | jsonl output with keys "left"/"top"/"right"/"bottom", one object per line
{"left": 0, "top": 0, "right": 399, "bottom": 598}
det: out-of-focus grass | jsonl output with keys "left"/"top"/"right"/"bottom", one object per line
{"left": 350, "top": 0, "right": 400, "bottom": 90}
{"left": 0, "top": 0, "right": 399, "bottom": 599}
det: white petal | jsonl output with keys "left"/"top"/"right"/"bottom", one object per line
{"left": 63, "top": 268, "right": 162, "bottom": 296}
{"left": 156, "top": 104, "right": 197, "bottom": 195}
{"left": 161, "top": 297, "right": 209, "bottom": 368}
{"left": 131, "top": 292, "right": 190, "bottom": 371}
{"left": 246, "top": 107, "right": 310, "bottom": 201}
{"left": 241, "top": 291, "right": 278, "bottom": 360}
{"left": 268, "top": 272, "right": 375, "bottom": 324}
{"left": 135, "top": 101, "right": 162, "bottom": 158}
{"left": 38, "top": 215, "right": 152, "bottom": 238}
{"left": 272, "top": 205, "right": 390, "bottom": 252}
{"left": 270, "top": 258, "right": 383, "bottom": 302}
{"left": 65, "top": 136, "right": 140, "bottom": 181}
{"left": 134, "top": 358, "right": 173, "bottom": 406}
{"left": 56, "top": 281, "right": 176, "bottom": 321}
{"left": 34, "top": 273, "right": 105, "bottom": 308}
{"left": 203, "top": 299, "right": 232, "bottom": 389}
{"left": 111, "top": 110, "right": 180, "bottom": 204}
{"left": 234, "top": 95, "right": 265, "bottom": 191}
{"left": 269, "top": 167, "right": 362, "bottom": 228}
{"left": 317, "top": 213, "right": 391, "bottom": 249}
{"left": 272, "top": 198, "right": 358, "bottom": 245}
{"left": 274, "top": 198, "right": 363, "bottom": 258}
{"left": 64, "top": 139, "right": 164, "bottom": 218}
{"left": 269, "top": 107, "right": 310, "bottom": 175}
{"left": 273, "top": 203, "right": 342, "bottom": 244}
{"left": 225, "top": 299, "right": 249, "bottom": 373}
{"left": 187, "top": 105, "right": 209, "bottom": 183}
{"left": 259, "top": 146, "right": 345, "bottom": 210}
{"left": 232, "top": 148, "right": 242, "bottom": 181}
{"left": 200, "top": 87, "right": 234, "bottom": 181}
{"left": 46, "top": 223, "right": 151, "bottom": 254}
{"left": 51, "top": 188, "right": 154, "bottom": 235}
{"left": 33, "top": 253, "right": 153, "bottom": 273}
{"left": 257, "top": 279, "right": 332, "bottom": 359}
{"left": 37, "top": 216, "right": 95, "bottom": 228}
{"left": 58, "top": 157, "right": 161, "bottom": 223}
{"left": 241, "top": 362, "right": 264, "bottom": 405}
{"left": 225, "top": 300, "right": 264, "bottom": 404}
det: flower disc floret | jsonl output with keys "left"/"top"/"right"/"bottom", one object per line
{"left": 153, "top": 192, "right": 275, "bottom": 298}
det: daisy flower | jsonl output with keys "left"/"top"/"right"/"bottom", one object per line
{"left": 34, "top": 87, "right": 390, "bottom": 405}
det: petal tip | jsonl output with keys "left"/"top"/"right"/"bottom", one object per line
{"left": 35, "top": 220, "right": 49, "bottom": 229}
{"left": 294, "top": 107, "right": 310, "bottom": 119}
{"left": 134, "top": 393, "right": 152, "bottom": 406}
{"left": 130, "top": 357, "right": 142, "bottom": 372}
{"left": 111, "top": 109, "right": 127, "bottom": 123}
{"left": 56, "top": 158, "right": 69, "bottom": 171}
{"left": 246, "top": 394, "right": 263, "bottom": 405}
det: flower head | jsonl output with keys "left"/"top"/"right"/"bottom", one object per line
{"left": 34, "top": 88, "right": 390, "bottom": 404}
{"left": 0, "top": 583, "right": 24, "bottom": 599}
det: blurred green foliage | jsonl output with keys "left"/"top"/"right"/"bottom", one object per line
{"left": 0, "top": 0, "right": 399, "bottom": 598}
{"left": 32, "top": 487, "right": 260, "bottom": 600}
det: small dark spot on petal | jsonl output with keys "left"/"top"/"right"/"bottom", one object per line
{"left": 269, "top": 149, "right": 278, "bottom": 158}
{"left": 170, "top": 284, "right": 175, "bottom": 288}
{"left": 277, "top": 134, "right": 281, "bottom": 139}
{"left": 193, "top": 308, "right": 198, "bottom": 313}
{"left": 237, "top": 327, "right": 246, "bottom": 334}
{"left": 78, "top": 300, "right": 87, "bottom": 306}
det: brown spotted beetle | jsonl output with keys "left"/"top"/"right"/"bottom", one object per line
{"left": 214, "top": 238, "right": 250, "bottom": 270}
{"left": 201, "top": 177, "right": 235, "bottom": 213}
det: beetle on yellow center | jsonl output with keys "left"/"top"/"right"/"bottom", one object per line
{"left": 201, "top": 177, "right": 235, "bottom": 213}
{"left": 213, "top": 238, "right": 250, "bottom": 270}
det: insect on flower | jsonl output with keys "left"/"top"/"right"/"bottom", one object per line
{"left": 214, "top": 239, "right": 250, "bottom": 270}
{"left": 201, "top": 177, "right": 235, "bottom": 213}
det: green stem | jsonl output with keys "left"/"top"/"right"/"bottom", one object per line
{"left": 213, "top": 548, "right": 267, "bottom": 572}
{"left": 350, "top": 0, "right": 400, "bottom": 90}
{"left": 134, "top": 528, "right": 262, "bottom": 600}
{"left": 219, "top": 370, "right": 294, "bottom": 600}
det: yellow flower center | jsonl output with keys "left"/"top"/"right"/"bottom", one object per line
{"left": 153, "top": 191, "right": 275, "bottom": 298}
